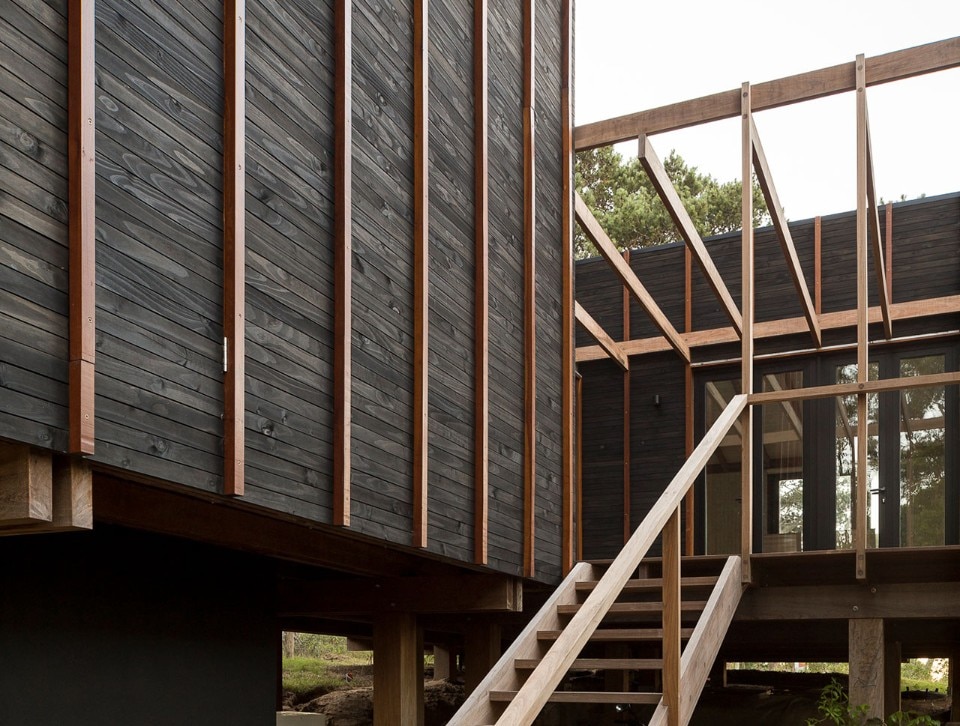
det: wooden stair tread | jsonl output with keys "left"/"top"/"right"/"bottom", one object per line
{"left": 537, "top": 627, "right": 694, "bottom": 641}
{"left": 557, "top": 600, "right": 707, "bottom": 614}
{"left": 576, "top": 575, "right": 718, "bottom": 592}
{"left": 490, "top": 690, "right": 663, "bottom": 705}
{"left": 515, "top": 657, "right": 663, "bottom": 670}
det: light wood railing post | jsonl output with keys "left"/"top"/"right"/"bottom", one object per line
{"left": 855, "top": 54, "right": 869, "bottom": 581}
{"left": 740, "top": 82, "right": 754, "bottom": 583}
{"left": 662, "top": 507, "right": 681, "bottom": 726}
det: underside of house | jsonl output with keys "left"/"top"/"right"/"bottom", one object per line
{"left": 0, "top": 0, "right": 958, "bottom": 723}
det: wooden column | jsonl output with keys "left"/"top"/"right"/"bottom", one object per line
{"left": 576, "top": 373, "right": 583, "bottom": 561}
{"left": 849, "top": 618, "right": 885, "bottom": 720}
{"left": 684, "top": 247, "right": 695, "bottom": 555}
{"left": 662, "top": 508, "right": 681, "bottom": 726}
{"left": 68, "top": 0, "right": 96, "bottom": 456}
{"left": 950, "top": 651, "right": 959, "bottom": 722}
{"left": 623, "top": 250, "right": 631, "bottom": 543}
{"left": 433, "top": 644, "right": 452, "bottom": 681}
{"left": 412, "top": 0, "right": 430, "bottom": 548}
{"left": 223, "top": 0, "right": 246, "bottom": 496}
{"left": 333, "top": 0, "right": 353, "bottom": 526}
{"left": 522, "top": 0, "right": 537, "bottom": 578}
{"left": 373, "top": 613, "right": 424, "bottom": 726}
{"left": 473, "top": 0, "right": 489, "bottom": 566}
{"left": 560, "top": 0, "right": 575, "bottom": 574}
{"left": 740, "top": 82, "right": 754, "bottom": 583}
{"left": 855, "top": 54, "right": 869, "bottom": 581}
{"left": 464, "top": 622, "right": 501, "bottom": 696}
{"left": 884, "top": 639, "right": 901, "bottom": 717}
{"left": 0, "top": 443, "right": 52, "bottom": 526}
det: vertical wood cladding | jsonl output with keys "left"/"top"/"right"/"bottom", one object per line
{"left": 576, "top": 194, "right": 960, "bottom": 559}
{"left": 1, "top": 0, "right": 568, "bottom": 582}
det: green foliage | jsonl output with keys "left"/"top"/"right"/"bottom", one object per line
{"left": 575, "top": 145, "right": 770, "bottom": 258}
{"left": 805, "top": 679, "right": 939, "bottom": 726}
{"left": 282, "top": 657, "right": 345, "bottom": 699}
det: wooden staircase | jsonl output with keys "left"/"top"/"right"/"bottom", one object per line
{"left": 448, "top": 395, "right": 748, "bottom": 726}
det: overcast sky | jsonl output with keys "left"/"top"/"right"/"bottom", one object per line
{"left": 575, "top": 1, "right": 960, "bottom": 220}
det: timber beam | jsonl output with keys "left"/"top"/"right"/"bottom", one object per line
{"left": 574, "top": 301, "right": 629, "bottom": 371}
{"left": 638, "top": 136, "right": 743, "bottom": 336}
{"left": 0, "top": 444, "right": 91, "bottom": 535}
{"left": 574, "top": 194, "right": 690, "bottom": 362}
{"left": 575, "top": 36, "right": 960, "bottom": 149}
{"left": 278, "top": 574, "right": 523, "bottom": 615}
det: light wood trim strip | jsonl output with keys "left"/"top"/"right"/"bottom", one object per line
{"left": 751, "top": 119, "right": 821, "bottom": 347}
{"left": 684, "top": 364, "right": 694, "bottom": 556}
{"left": 473, "top": 0, "right": 489, "bottom": 565}
{"left": 560, "top": 0, "right": 575, "bottom": 575}
{"left": 222, "top": 0, "right": 245, "bottom": 495}
{"left": 412, "top": 0, "right": 429, "bottom": 548}
{"left": 576, "top": 294, "right": 960, "bottom": 362}
{"left": 885, "top": 203, "right": 893, "bottom": 299}
{"left": 740, "top": 83, "right": 754, "bottom": 584}
{"left": 855, "top": 55, "right": 869, "bottom": 581}
{"left": 574, "top": 302, "right": 628, "bottom": 372}
{"left": 662, "top": 508, "right": 681, "bottom": 726}
{"left": 638, "top": 136, "right": 743, "bottom": 337}
{"left": 68, "top": 0, "right": 96, "bottom": 455}
{"left": 574, "top": 194, "right": 691, "bottom": 362}
{"left": 333, "top": 0, "right": 353, "bottom": 526}
{"left": 575, "top": 37, "right": 960, "bottom": 149}
{"left": 493, "top": 395, "right": 747, "bottom": 725}
{"left": 576, "top": 374, "right": 583, "bottom": 562}
{"left": 522, "top": 0, "right": 536, "bottom": 578}
{"left": 865, "top": 110, "right": 893, "bottom": 339}
{"left": 622, "top": 252, "right": 631, "bottom": 544}
{"left": 748, "top": 371, "right": 960, "bottom": 405}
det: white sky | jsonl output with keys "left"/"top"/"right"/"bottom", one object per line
{"left": 575, "top": 1, "right": 960, "bottom": 220}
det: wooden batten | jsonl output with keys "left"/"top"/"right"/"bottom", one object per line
{"left": 885, "top": 203, "right": 894, "bottom": 299}
{"left": 662, "top": 509, "right": 681, "bottom": 725}
{"left": 751, "top": 119, "right": 821, "bottom": 347}
{"left": 574, "top": 36, "right": 960, "bottom": 149}
{"left": 576, "top": 374, "right": 583, "bottom": 561}
{"left": 68, "top": 0, "right": 96, "bottom": 455}
{"left": 0, "top": 442, "right": 52, "bottom": 526}
{"left": 622, "top": 253, "right": 631, "bottom": 544}
{"left": 473, "top": 0, "right": 490, "bottom": 565}
{"left": 333, "top": 0, "right": 353, "bottom": 527}
{"left": 574, "top": 195, "right": 690, "bottom": 362}
{"left": 574, "top": 302, "right": 628, "bottom": 372}
{"left": 814, "top": 216, "right": 822, "bottom": 315}
{"left": 740, "top": 83, "right": 754, "bottom": 584}
{"left": 560, "top": 0, "right": 574, "bottom": 575}
{"left": 864, "top": 101, "right": 893, "bottom": 339}
{"left": 412, "top": 0, "right": 429, "bottom": 549}
{"left": 638, "top": 136, "right": 742, "bottom": 337}
{"left": 223, "top": 0, "right": 246, "bottom": 496}
{"left": 855, "top": 55, "right": 869, "bottom": 581}
{"left": 522, "top": 0, "right": 536, "bottom": 578}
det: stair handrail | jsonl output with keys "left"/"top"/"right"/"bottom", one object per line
{"left": 492, "top": 393, "right": 748, "bottom": 726}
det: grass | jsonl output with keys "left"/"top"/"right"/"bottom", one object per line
{"left": 282, "top": 657, "right": 345, "bottom": 700}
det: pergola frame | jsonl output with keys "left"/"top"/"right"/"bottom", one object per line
{"left": 572, "top": 36, "right": 960, "bottom": 584}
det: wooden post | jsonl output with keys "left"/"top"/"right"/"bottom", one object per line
{"left": 576, "top": 373, "right": 583, "bottom": 561}
{"left": 740, "top": 82, "right": 754, "bottom": 583}
{"left": 885, "top": 202, "right": 893, "bottom": 301}
{"left": 684, "top": 247, "right": 694, "bottom": 555}
{"left": 522, "top": 0, "right": 537, "bottom": 578}
{"left": 849, "top": 618, "right": 884, "bottom": 720}
{"left": 473, "top": 0, "right": 489, "bottom": 566}
{"left": 333, "top": 0, "right": 353, "bottom": 526}
{"left": 412, "top": 0, "right": 430, "bottom": 549}
{"left": 464, "top": 622, "right": 501, "bottom": 696}
{"left": 0, "top": 443, "right": 52, "bottom": 525}
{"left": 560, "top": 0, "right": 575, "bottom": 575}
{"left": 223, "top": 0, "right": 246, "bottom": 496}
{"left": 950, "top": 651, "right": 959, "bottom": 722}
{"left": 68, "top": 0, "right": 96, "bottom": 456}
{"left": 855, "top": 54, "right": 869, "bottom": 581}
{"left": 884, "top": 639, "right": 901, "bottom": 717}
{"left": 662, "top": 508, "right": 681, "bottom": 726}
{"left": 814, "top": 216, "right": 822, "bottom": 315}
{"left": 623, "top": 250, "right": 632, "bottom": 543}
{"left": 373, "top": 613, "right": 424, "bottom": 726}
{"left": 433, "top": 644, "right": 452, "bottom": 681}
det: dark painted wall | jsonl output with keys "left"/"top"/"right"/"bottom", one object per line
{"left": 0, "top": 0, "right": 567, "bottom": 581}
{"left": 0, "top": 526, "right": 277, "bottom": 726}
{"left": 576, "top": 194, "right": 960, "bottom": 558}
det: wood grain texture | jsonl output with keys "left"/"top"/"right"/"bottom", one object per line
{"left": 67, "top": 0, "right": 95, "bottom": 455}
{"left": 622, "top": 250, "right": 631, "bottom": 544}
{"left": 855, "top": 55, "right": 868, "bottom": 581}
{"left": 574, "top": 301, "right": 628, "bottom": 371}
{"left": 522, "top": 0, "right": 536, "bottom": 578}
{"left": 412, "top": 0, "right": 429, "bottom": 549}
{"left": 560, "top": 0, "right": 574, "bottom": 575}
{"left": 223, "top": 0, "right": 245, "bottom": 496}
{"left": 814, "top": 216, "right": 822, "bottom": 314}
{"left": 864, "top": 107, "right": 892, "bottom": 339}
{"left": 662, "top": 508, "right": 681, "bottom": 726}
{"left": 373, "top": 613, "right": 423, "bottom": 726}
{"left": 0, "top": 441, "right": 52, "bottom": 524}
{"left": 740, "top": 84, "right": 754, "bottom": 583}
{"left": 333, "top": 0, "right": 352, "bottom": 527}
{"left": 575, "top": 36, "right": 960, "bottom": 149}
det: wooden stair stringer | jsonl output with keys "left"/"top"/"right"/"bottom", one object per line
{"left": 648, "top": 555, "right": 745, "bottom": 726}
{"left": 448, "top": 560, "right": 596, "bottom": 725}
